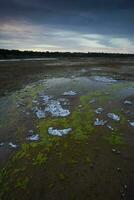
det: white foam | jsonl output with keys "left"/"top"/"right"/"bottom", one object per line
{"left": 45, "top": 100, "right": 70, "bottom": 117}
{"left": 107, "top": 113, "right": 120, "bottom": 121}
{"left": 48, "top": 127, "right": 72, "bottom": 136}
{"left": 94, "top": 118, "right": 107, "bottom": 126}
{"left": 42, "top": 95, "right": 52, "bottom": 103}
{"left": 35, "top": 109, "right": 45, "bottom": 119}
{"left": 27, "top": 134, "right": 40, "bottom": 141}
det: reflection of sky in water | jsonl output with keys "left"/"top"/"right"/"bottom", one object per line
{"left": 0, "top": 72, "right": 134, "bottom": 143}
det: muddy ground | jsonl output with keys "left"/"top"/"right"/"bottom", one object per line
{"left": 0, "top": 57, "right": 134, "bottom": 200}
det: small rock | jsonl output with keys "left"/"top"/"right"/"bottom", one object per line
{"left": 35, "top": 109, "right": 45, "bottom": 119}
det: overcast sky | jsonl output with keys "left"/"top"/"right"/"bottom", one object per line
{"left": 0, "top": 0, "right": 134, "bottom": 53}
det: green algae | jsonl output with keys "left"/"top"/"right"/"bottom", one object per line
{"left": 105, "top": 131, "right": 124, "bottom": 145}
{"left": 32, "top": 152, "right": 47, "bottom": 166}
{"left": 16, "top": 176, "right": 29, "bottom": 190}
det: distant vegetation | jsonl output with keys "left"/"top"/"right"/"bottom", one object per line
{"left": 0, "top": 49, "right": 134, "bottom": 59}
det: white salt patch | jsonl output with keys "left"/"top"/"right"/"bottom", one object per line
{"left": 48, "top": 127, "right": 72, "bottom": 136}
{"left": 94, "top": 118, "right": 107, "bottom": 126}
{"left": 27, "top": 134, "right": 40, "bottom": 141}
{"left": 93, "top": 76, "right": 117, "bottom": 83}
{"left": 95, "top": 107, "right": 104, "bottom": 114}
{"left": 45, "top": 100, "right": 70, "bottom": 117}
{"left": 36, "top": 109, "right": 45, "bottom": 119}
{"left": 129, "top": 121, "right": 134, "bottom": 127}
{"left": 63, "top": 91, "right": 77, "bottom": 96}
{"left": 9, "top": 142, "right": 18, "bottom": 148}
{"left": 107, "top": 113, "right": 120, "bottom": 121}
{"left": 124, "top": 100, "right": 132, "bottom": 105}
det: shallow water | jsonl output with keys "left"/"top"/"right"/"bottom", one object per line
{"left": 0, "top": 58, "right": 134, "bottom": 200}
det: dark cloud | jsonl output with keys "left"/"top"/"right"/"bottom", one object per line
{"left": 0, "top": 0, "right": 134, "bottom": 52}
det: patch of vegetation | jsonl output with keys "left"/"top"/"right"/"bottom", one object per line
{"left": 105, "top": 131, "right": 124, "bottom": 145}
{"left": 16, "top": 176, "right": 29, "bottom": 190}
{"left": 32, "top": 152, "right": 47, "bottom": 166}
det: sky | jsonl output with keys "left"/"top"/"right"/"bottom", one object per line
{"left": 0, "top": 0, "right": 134, "bottom": 53}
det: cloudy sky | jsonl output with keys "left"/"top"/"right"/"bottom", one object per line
{"left": 0, "top": 0, "right": 134, "bottom": 53}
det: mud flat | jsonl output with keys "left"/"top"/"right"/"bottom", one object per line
{"left": 0, "top": 57, "right": 134, "bottom": 200}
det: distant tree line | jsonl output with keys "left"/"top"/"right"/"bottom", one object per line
{"left": 0, "top": 49, "right": 134, "bottom": 59}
